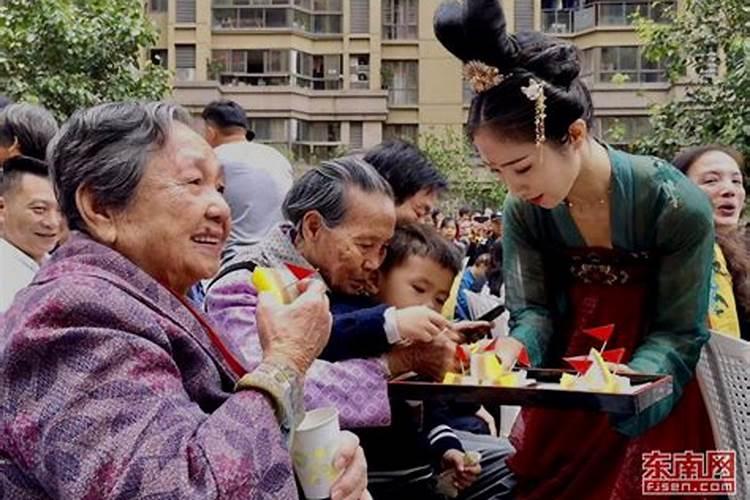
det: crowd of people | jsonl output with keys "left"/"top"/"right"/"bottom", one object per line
{"left": 0, "top": 0, "right": 748, "bottom": 498}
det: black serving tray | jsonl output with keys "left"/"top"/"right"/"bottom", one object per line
{"left": 388, "top": 368, "right": 673, "bottom": 416}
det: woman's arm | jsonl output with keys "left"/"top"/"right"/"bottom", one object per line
{"left": 205, "top": 272, "right": 392, "bottom": 428}
{"left": 502, "top": 197, "right": 555, "bottom": 366}
{"left": 616, "top": 171, "right": 714, "bottom": 436}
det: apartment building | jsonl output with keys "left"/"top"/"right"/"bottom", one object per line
{"left": 148, "top": 0, "right": 679, "bottom": 156}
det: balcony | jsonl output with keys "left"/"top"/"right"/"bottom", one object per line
{"left": 212, "top": 0, "right": 342, "bottom": 34}
{"left": 541, "top": 1, "right": 674, "bottom": 34}
{"left": 172, "top": 82, "right": 388, "bottom": 121}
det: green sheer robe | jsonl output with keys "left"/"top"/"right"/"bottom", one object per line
{"left": 502, "top": 146, "right": 715, "bottom": 436}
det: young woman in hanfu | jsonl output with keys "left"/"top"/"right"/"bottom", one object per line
{"left": 434, "top": 1, "right": 715, "bottom": 498}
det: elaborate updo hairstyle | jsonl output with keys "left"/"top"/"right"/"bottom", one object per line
{"left": 434, "top": 0, "right": 594, "bottom": 145}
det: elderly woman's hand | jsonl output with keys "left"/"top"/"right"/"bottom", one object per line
{"left": 387, "top": 334, "right": 458, "bottom": 381}
{"left": 257, "top": 279, "right": 332, "bottom": 376}
{"left": 330, "top": 431, "right": 370, "bottom": 500}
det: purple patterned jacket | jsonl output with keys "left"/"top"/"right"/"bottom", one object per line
{"left": 0, "top": 235, "right": 298, "bottom": 499}
{"left": 205, "top": 224, "right": 392, "bottom": 429}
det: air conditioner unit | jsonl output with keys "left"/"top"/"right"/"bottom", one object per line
{"left": 176, "top": 68, "right": 196, "bottom": 81}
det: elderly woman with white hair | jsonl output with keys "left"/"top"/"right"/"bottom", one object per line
{"left": 0, "top": 102, "right": 369, "bottom": 499}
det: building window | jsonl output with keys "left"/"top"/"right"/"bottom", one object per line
{"left": 384, "top": 124, "right": 418, "bottom": 143}
{"left": 350, "top": 55, "right": 370, "bottom": 90}
{"left": 596, "top": 116, "right": 652, "bottom": 145}
{"left": 463, "top": 80, "right": 474, "bottom": 106}
{"left": 150, "top": 49, "right": 168, "bottom": 68}
{"left": 599, "top": 46, "right": 666, "bottom": 83}
{"left": 176, "top": 0, "right": 196, "bottom": 23}
{"left": 350, "top": 122, "right": 364, "bottom": 150}
{"left": 297, "top": 121, "right": 341, "bottom": 143}
{"left": 211, "top": 49, "right": 291, "bottom": 86}
{"left": 212, "top": 1, "right": 342, "bottom": 34}
{"left": 150, "top": 0, "right": 168, "bottom": 13}
{"left": 249, "top": 118, "right": 289, "bottom": 144}
{"left": 350, "top": 0, "right": 369, "bottom": 34}
{"left": 382, "top": 60, "right": 418, "bottom": 106}
{"left": 294, "top": 120, "right": 342, "bottom": 162}
{"left": 382, "top": 0, "right": 417, "bottom": 40}
{"left": 541, "top": 1, "right": 675, "bottom": 33}
{"left": 296, "top": 53, "right": 342, "bottom": 90}
{"left": 175, "top": 44, "right": 196, "bottom": 81}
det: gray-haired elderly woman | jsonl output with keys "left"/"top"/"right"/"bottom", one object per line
{"left": 205, "top": 157, "right": 460, "bottom": 429}
{"left": 0, "top": 101, "right": 369, "bottom": 499}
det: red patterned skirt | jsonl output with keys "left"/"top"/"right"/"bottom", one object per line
{"left": 508, "top": 248, "right": 714, "bottom": 500}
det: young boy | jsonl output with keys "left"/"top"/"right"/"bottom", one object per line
{"left": 374, "top": 223, "right": 488, "bottom": 495}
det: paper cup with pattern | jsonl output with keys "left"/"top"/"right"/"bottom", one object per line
{"left": 292, "top": 407, "right": 341, "bottom": 499}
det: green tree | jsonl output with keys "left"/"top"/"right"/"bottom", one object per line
{"left": 633, "top": 0, "right": 749, "bottom": 159}
{"left": 419, "top": 129, "right": 507, "bottom": 211}
{"left": 0, "top": 0, "right": 171, "bottom": 120}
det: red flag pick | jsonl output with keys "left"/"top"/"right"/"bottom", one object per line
{"left": 284, "top": 262, "right": 317, "bottom": 281}
{"left": 517, "top": 347, "right": 531, "bottom": 367}
{"left": 583, "top": 324, "right": 615, "bottom": 343}
{"left": 455, "top": 345, "right": 470, "bottom": 364}
{"left": 601, "top": 348, "right": 626, "bottom": 365}
{"left": 563, "top": 356, "right": 593, "bottom": 374}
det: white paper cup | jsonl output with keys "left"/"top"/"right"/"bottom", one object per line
{"left": 292, "top": 407, "right": 341, "bottom": 499}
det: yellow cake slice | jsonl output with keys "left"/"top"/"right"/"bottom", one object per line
{"left": 251, "top": 266, "right": 302, "bottom": 304}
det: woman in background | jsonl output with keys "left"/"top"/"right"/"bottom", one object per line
{"left": 674, "top": 144, "right": 750, "bottom": 340}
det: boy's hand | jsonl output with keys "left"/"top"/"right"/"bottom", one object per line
{"left": 395, "top": 306, "right": 452, "bottom": 343}
{"left": 450, "top": 320, "right": 493, "bottom": 343}
{"left": 441, "top": 450, "right": 481, "bottom": 491}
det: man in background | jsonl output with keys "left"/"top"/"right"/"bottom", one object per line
{"left": 0, "top": 156, "right": 61, "bottom": 312}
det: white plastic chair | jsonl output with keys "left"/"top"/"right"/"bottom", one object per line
{"left": 696, "top": 331, "right": 750, "bottom": 497}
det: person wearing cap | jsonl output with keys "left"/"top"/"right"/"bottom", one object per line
{"left": 202, "top": 100, "right": 294, "bottom": 265}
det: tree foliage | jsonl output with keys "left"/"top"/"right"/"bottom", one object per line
{"left": 633, "top": 0, "right": 749, "bottom": 159}
{"left": 419, "top": 129, "right": 507, "bottom": 211}
{"left": 0, "top": 0, "right": 171, "bottom": 120}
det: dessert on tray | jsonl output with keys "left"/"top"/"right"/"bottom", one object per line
{"left": 559, "top": 348, "right": 632, "bottom": 394}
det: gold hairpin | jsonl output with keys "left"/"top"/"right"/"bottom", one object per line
{"left": 521, "top": 79, "right": 546, "bottom": 146}
{"left": 463, "top": 61, "right": 506, "bottom": 94}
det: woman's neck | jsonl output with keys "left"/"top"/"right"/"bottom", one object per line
{"left": 566, "top": 140, "right": 612, "bottom": 206}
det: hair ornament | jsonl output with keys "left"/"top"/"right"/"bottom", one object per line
{"left": 463, "top": 61, "right": 506, "bottom": 93}
{"left": 521, "top": 78, "right": 547, "bottom": 145}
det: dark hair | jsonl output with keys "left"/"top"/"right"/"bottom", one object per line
{"left": 201, "top": 99, "right": 254, "bottom": 141}
{"left": 283, "top": 156, "right": 393, "bottom": 231}
{"left": 672, "top": 144, "right": 750, "bottom": 319}
{"left": 381, "top": 222, "right": 463, "bottom": 277}
{"left": 0, "top": 103, "right": 59, "bottom": 161}
{"left": 48, "top": 102, "right": 193, "bottom": 232}
{"left": 434, "top": 0, "right": 594, "bottom": 144}
{"left": 474, "top": 252, "right": 492, "bottom": 267}
{"left": 458, "top": 206, "right": 471, "bottom": 217}
{"left": 363, "top": 140, "right": 448, "bottom": 205}
{"left": 673, "top": 144, "right": 745, "bottom": 176}
{"left": 0, "top": 155, "right": 50, "bottom": 196}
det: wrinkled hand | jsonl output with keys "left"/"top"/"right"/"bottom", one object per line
{"left": 494, "top": 336, "right": 525, "bottom": 371}
{"left": 450, "top": 320, "right": 493, "bottom": 344}
{"left": 441, "top": 450, "right": 481, "bottom": 491}
{"left": 395, "top": 306, "right": 452, "bottom": 344}
{"left": 387, "top": 334, "right": 458, "bottom": 380}
{"left": 257, "top": 279, "right": 332, "bottom": 376}
{"left": 330, "top": 431, "right": 369, "bottom": 500}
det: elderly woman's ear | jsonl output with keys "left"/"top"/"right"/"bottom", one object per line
{"left": 300, "top": 209, "right": 325, "bottom": 242}
{"left": 74, "top": 184, "right": 118, "bottom": 244}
